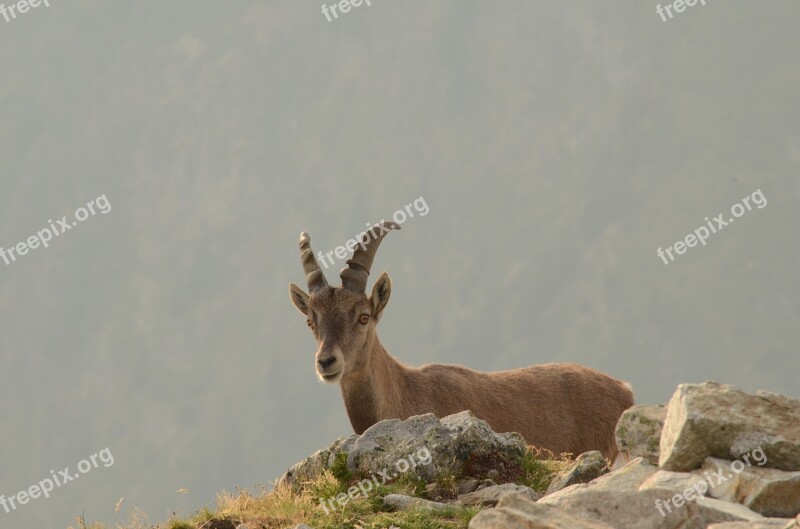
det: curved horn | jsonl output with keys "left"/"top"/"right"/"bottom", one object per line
{"left": 299, "top": 232, "right": 329, "bottom": 293}
{"left": 340, "top": 220, "right": 400, "bottom": 292}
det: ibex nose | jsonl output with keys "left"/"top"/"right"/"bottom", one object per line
{"left": 317, "top": 356, "right": 337, "bottom": 369}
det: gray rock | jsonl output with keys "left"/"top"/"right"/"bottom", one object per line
{"left": 543, "top": 488, "right": 764, "bottom": 529}
{"left": 707, "top": 518, "right": 800, "bottom": 529}
{"left": 475, "top": 478, "right": 497, "bottom": 490}
{"left": 659, "top": 382, "right": 800, "bottom": 472}
{"left": 545, "top": 450, "right": 609, "bottom": 494}
{"left": 540, "top": 458, "right": 767, "bottom": 529}
{"left": 383, "top": 494, "right": 448, "bottom": 511}
{"left": 456, "top": 478, "right": 480, "bottom": 495}
{"left": 639, "top": 469, "right": 708, "bottom": 493}
{"left": 423, "top": 476, "right": 482, "bottom": 500}
{"left": 690, "top": 499, "right": 767, "bottom": 527}
{"left": 544, "top": 458, "right": 658, "bottom": 499}
{"left": 457, "top": 482, "right": 541, "bottom": 507}
{"left": 615, "top": 404, "right": 666, "bottom": 464}
{"left": 469, "top": 492, "right": 615, "bottom": 529}
{"left": 700, "top": 457, "right": 800, "bottom": 518}
{"left": 278, "top": 411, "right": 527, "bottom": 487}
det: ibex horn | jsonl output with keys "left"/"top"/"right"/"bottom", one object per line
{"left": 299, "top": 232, "right": 329, "bottom": 293}
{"left": 340, "top": 220, "right": 401, "bottom": 292}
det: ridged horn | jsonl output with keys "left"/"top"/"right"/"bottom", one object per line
{"left": 340, "top": 220, "right": 400, "bottom": 292}
{"left": 299, "top": 232, "right": 329, "bottom": 293}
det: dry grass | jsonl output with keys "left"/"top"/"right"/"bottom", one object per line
{"left": 75, "top": 447, "right": 576, "bottom": 529}
{"left": 82, "top": 470, "right": 478, "bottom": 529}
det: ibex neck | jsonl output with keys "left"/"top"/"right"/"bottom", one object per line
{"left": 340, "top": 337, "right": 408, "bottom": 434}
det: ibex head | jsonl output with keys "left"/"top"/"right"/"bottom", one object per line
{"left": 288, "top": 221, "right": 400, "bottom": 383}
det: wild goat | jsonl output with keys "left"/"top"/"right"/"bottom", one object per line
{"left": 288, "top": 222, "right": 634, "bottom": 460}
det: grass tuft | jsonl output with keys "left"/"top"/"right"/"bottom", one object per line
{"left": 518, "top": 447, "right": 572, "bottom": 493}
{"left": 329, "top": 451, "right": 353, "bottom": 483}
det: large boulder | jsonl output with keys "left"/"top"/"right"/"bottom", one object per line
{"left": 615, "top": 404, "right": 666, "bottom": 464}
{"left": 469, "top": 492, "right": 615, "bottom": 529}
{"left": 542, "top": 489, "right": 764, "bottom": 529}
{"left": 278, "top": 411, "right": 528, "bottom": 487}
{"left": 539, "top": 458, "right": 766, "bottom": 529}
{"left": 700, "top": 457, "right": 800, "bottom": 518}
{"left": 659, "top": 382, "right": 800, "bottom": 472}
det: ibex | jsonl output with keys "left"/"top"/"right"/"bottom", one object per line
{"left": 288, "top": 222, "right": 634, "bottom": 460}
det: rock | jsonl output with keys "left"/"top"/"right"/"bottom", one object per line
{"left": 469, "top": 492, "right": 615, "bottom": 529}
{"left": 457, "top": 483, "right": 541, "bottom": 507}
{"left": 700, "top": 457, "right": 800, "bottom": 518}
{"left": 383, "top": 494, "right": 448, "bottom": 511}
{"left": 544, "top": 458, "right": 659, "bottom": 499}
{"left": 545, "top": 450, "right": 609, "bottom": 494}
{"left": 615, "top": 405, "right": 666, "bottom": 464}
{"left": 543, "top": 488, "right": 764, "bottom": 529}
{"left": 690, "top": 499, "right": 767, "bottom": 526}
{"left": 422, "top": 482, "right": 445, "bottom": 501}
{"left": 540, "top": 458, "right": 767, "bottom": 529}
{"left": 659, "top": 382, "right": 800, "bottom": 472}
{"left": 476, "top": 478, "right": 497, "bottom": 490}
{"left": 639, "top": 469, "right": 708, "bottom": 493}
{"left": 278, "top": 411, "right": 527, "bottom": 487}
{"left": 707, "top": 518, "right": 799, "bottom": 529}
{"left": 426, "top": 477, "right": 482, "bottom": 500}
{"left": 456, "top": 478, "right": 480, "bottom": 495}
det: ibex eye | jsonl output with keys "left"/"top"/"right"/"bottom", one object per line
{"left": 307, "top": 320, "right": 314, "bottom": 328}
{"left": 358, "top": 314, "right": 370, "bottom": 325}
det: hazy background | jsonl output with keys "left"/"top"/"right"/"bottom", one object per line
{"left": 1, "top": 1, "right": 798, "bottom": 527}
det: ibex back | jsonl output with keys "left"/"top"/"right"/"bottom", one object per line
{"left": 288, "top": 222, "right": 634, "bottom": 460}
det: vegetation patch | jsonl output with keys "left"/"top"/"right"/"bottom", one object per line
{"left": 73, "top": 447, "right": 572, "bottom": 529}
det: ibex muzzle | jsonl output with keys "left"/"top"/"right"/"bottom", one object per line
{"left": 289, "top": 220, "right": 634, "bottom": 460}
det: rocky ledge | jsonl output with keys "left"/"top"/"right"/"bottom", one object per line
{"left": 269, "top": 381, "right": 800, "bottom": 529}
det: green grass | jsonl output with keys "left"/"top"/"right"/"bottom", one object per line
{"left": 517, "top": 447, "right": 572, "bottom": 493}
{"left": 329, "top": 451, "right": 353, "bottom": 483}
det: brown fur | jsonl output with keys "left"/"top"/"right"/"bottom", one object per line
{"left": 289, "top": 279, "right": 634, "bottom": 460}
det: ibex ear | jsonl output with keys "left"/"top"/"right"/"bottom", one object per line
{"left": 289, "top": 283, "right": 310, "bottom": 315}
{"left": 370, "top": 272, "right": 392, "bottom": 322}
